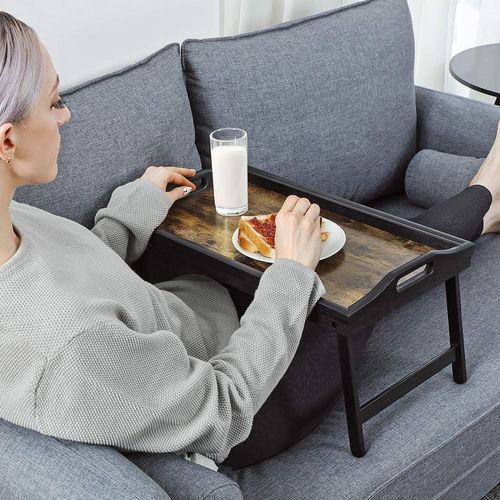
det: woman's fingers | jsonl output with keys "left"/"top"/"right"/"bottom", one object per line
{"left": 280, "top": 195, "right": 300, "bottom": 213}
{"left": 305, "top": 203, "right": 321, "bottom": 221}
{"left": 279, "top": 195, "right": 320, "bottom": 220}
{"left": 292, "top": 197, "right": 312, "bottom": 215}
{"left": 140, "top": 165, "right": 198, "bottom": 199}
{"left": 274, "top": 195, "right": 322, "bottom": 271}
{"left": 166, "top": 185, "right": 194, "bottom": 202}
{"left": 166, "top": 166, "right": 197, "bottom": 176}
{"left": 166, "top": 171, "right": 197, "bottom": 190}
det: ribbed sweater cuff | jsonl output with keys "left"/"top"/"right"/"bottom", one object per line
{"left": 134, "top": 178, "right": 175, "bottom": 212}
{"left": 260, "top": 258, "right": 326, "bottom": 314}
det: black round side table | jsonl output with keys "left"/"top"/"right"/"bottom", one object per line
{"left": 449, "top": 43, "right": 500, "bottom": 105}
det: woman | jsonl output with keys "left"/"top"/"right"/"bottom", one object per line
{"left": 0, "top": 11, "right": 498, "bottom": 475}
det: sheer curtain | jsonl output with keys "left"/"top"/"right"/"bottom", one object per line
{"left": 411, "top": 0, "right": 500, "bottom": 101}
{"left": 219, "top": 0, "right": 500, "bottom": 103}
{"left": 448, "top": 0, "right": 500, "bottom": 101}
{"left": 219, "top": 0, "right": 353, "bottom": 34}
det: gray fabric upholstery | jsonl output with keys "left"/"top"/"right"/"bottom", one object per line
{"left": 6, "top": 1, "right": 500, "bottom": 497}
{"left": 405, "top": 149, "right": 484, "bottom": 207}
{"left": 219, "top": 194, "right": 500, "bottom": 499}
{"left": 0, "top": 418, "right": 171, "bottom": 499}
{"left": 367, "top": 193, "right": 424, "bottom": 219}
{"left": 13, "top": 43, "right": 201, "bottom": 229}
{"left": 182, "top": 0, "right": 416, "bottom": 203}
{"left": 440, "top": 448, "right": 500, "bottom": 500}
{"left": 0, "top": 417, "right": 243, "bottom": 500}
{"left": 124, "top": 452, "right": 243, "bottom": 500}
{"left": 416, "top": 85, "right": 500, "bottom": 158}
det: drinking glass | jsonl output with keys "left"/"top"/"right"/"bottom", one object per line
{"left": 209, "top": 128, "right": 248, "bottom": 216}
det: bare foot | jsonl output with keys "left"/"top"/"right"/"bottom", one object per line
{"left": 470, "top": 120, "right": 500, "bottom": 191}
{"left": 469, "top": 120, "right": 500, "bottom": 234}
{"left": 481, "top": 197, "right": 500, "bottom": 234}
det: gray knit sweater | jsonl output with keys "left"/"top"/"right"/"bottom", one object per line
{"left": 0, "top": 178, "right": 326, "bottom": 464}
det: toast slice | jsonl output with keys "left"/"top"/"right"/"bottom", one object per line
{"left": 238, "top": 229, "right": 259, "bottom": 253}
{"left": 238, "top": 213, "right": 329, "bottom": 259}
{"left": 239, "top": 214, "right": 277, "bottom": 258}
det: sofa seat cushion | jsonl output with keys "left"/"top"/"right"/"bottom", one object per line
{"left": 368, "top": 193, "right": 425, "bottom": 219}
{"left": 219, "top": 194, "right": 500, "bottom": 499}
{"left": 14, "top": 43, "right": 201, "bottom": 229}
{"left": 182, "top": 0, "right": 416, "bottom": 204}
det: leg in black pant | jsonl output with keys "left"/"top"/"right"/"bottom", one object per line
{"left": 407, "top": 184, "right": 492, "bottom": 240}
{"left": 221, "top": 184, "right": 493, "bottom": 470}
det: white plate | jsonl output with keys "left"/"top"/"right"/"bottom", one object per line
{"left": 232, "top": 217, "right": 346, "bottom": 263}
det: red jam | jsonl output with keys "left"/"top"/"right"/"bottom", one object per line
{"left": 249, "top": 213, "right": 276, "bottom": 247}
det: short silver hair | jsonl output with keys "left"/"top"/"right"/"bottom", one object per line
{"left": 0, "top": 11, "right": 45, "bottom": 125}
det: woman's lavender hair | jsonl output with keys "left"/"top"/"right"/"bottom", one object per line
{"left": 0, "top": 11, "right": 45, "bottom": 125}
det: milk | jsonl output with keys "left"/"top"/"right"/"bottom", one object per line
{"left": 211, "top": 145, "right": 248, "bottom": 216}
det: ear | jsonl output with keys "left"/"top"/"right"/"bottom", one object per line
{"left": 0, "top": 122, "right": 15, "bottom": 162}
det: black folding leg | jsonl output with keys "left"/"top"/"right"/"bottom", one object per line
{"left": 337, "top": 333, "right": 365, "bottom": 457}
{"left": 445, "top": 275, "right": 467, "bottom": 384}
{"left": 336, "top": 273, "right": 467, "bottom": 458}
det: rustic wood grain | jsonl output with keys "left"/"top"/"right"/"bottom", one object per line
{"left": 159, "top": 183, "right": 434, "bottom": 308}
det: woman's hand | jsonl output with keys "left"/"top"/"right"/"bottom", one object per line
{"left": 275, "top": 195, "right": 322, "bottom": 271}
{"left": 140, "top": 166, "right": 197, "bottom": 204}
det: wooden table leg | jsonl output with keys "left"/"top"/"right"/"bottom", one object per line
{"left": 337, "top": 332, "right": 366, "bottom": 457}
{"left": 445, "top": 275, "right": 467, "bottom": 384}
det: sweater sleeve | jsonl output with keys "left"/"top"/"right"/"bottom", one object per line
{"left": 91, "top": 178, "right": 174, "bottom": 264}
{"left": 35, "top": 258, "right": 326, "bottom": 464}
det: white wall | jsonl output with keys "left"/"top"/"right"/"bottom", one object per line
{"left": 0, "top": 0, "right": 220, "bottom": 91}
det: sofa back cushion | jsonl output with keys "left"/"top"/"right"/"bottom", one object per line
{"left": 182, "top": 0, "right": 416, "bottom": 203}
{"left": 14, "top": 43, "right": 201, "bottom": 229}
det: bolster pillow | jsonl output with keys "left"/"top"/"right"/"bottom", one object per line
{"left": 405, "top": 149, "right": 484, "bottom": 208}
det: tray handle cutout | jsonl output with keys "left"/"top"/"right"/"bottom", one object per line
{"left": 167, "top": 168, "right": 212, "bottom": 195}
{"left": 396, "top": 262, "right": 434, "bottom": 293}
{"left": 190, "top": 169, "right": 211, "bottom": 195}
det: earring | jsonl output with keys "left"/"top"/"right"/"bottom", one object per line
{"left": 4, "top": 156, "right": 11, "bottom": 164}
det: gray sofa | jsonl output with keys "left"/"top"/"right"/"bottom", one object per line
{"left": 1, "top": 0, "right": 499, "bottom": 498}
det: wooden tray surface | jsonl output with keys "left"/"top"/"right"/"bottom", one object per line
{"left": 160, "top": 183, "right": 434, "bottom": 308}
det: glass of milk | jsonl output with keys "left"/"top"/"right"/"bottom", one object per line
{"left": 209, "top": 128, "right": 248, "bottom": 216}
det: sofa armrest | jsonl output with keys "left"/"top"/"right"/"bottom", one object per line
{"left": 416, "top": 85, "right": 500, "bottom": 158}
{"left": 124, "top": 452, "right": 243, "bottom": 499}
{"left": 0, "top": 418, "right": 172, "bottom": 499}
